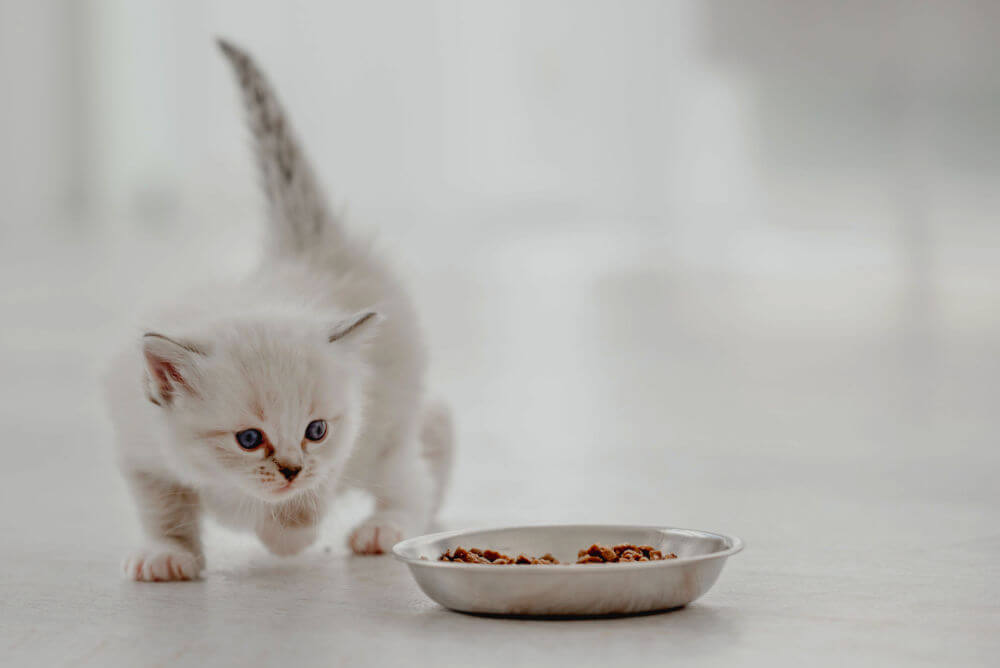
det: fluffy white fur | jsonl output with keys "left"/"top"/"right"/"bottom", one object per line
{"left": 104, "top": 39, "right": 452, "bottom": 581}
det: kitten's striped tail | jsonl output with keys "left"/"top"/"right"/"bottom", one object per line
{"left": 217, "top": 38, "right": 336, "bottom": 256}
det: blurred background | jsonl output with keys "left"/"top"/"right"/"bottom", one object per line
{"left": 3, "top": 0, "right": 1000, "bottom": 520}
{"left": 3, "top": 0, "right": 1000, "bottom": 534}
{"left": 1, "top": 1, "right": 998, "bottom": 662}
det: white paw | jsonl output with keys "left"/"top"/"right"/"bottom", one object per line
{"left": 122, "top": 545, "right": 203, "bottom": 582}
{"left": 348, "top": 520, "right": 403, "bottom": 555}
{"left": 257, "top": 523, "right": 317, "bottom": 557}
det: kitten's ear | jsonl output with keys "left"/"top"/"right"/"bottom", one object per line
{"left": 328, "top": 310, "right": 382, "bottom": 346}
{"left": 142, "top": 333, "right": 205, "bottom": 407}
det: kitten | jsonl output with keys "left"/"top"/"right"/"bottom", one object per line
{"left": 103, "top": 39, "right": 453, "bottom": 581}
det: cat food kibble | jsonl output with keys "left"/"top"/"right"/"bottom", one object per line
{"left": 437, "top": 543, "right": 678, "bottom": 565}
{"left": 439, "top": 547, "right": 560, "bottom": 564}
{"left": 575, "top": 543, "right": 677, "bottom": 563}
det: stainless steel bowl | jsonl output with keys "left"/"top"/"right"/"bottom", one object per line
{"left": 393, "top": 524, "right": 743, "bottom": 617}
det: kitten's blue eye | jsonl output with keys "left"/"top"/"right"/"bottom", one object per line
{"left": 305, "top": 419, "right": 327, "bottom": 442}
{"left": 235, "top": 429, "right": 264, "bottom": 450}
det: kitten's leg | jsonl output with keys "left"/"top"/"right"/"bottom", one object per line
{"left": 349, "top": 402, "right": 453, "bottom": 555}
{"left": 421, "top": 400, "right": 453, "bottom": 517}
{"left": 121, "top": 471, "right": 204, "bottom": 581}
{"left": 348, "top": 442, "right": 429, "bottom": 555}
{"left": 255, "top": 494, "right": 322, "bottom": 556}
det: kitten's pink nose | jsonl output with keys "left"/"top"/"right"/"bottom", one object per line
{"left": 277, "top": 463, "right": 301, "bottom": 481}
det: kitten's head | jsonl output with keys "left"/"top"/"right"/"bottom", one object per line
{"left": 141, "top": 310, "right": 379, "bottom": 501}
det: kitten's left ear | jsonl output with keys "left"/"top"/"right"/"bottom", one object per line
{"left": 328, "top": 310, "right": 382, "bottom": 346}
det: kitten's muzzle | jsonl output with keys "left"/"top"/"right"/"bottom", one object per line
{"left": 277, "top": 463, "right": 302, "bottom": 481}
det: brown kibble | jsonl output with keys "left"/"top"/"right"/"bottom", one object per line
{"left": 579, "top": 543, "right": 617, "bottom": 561}
{"left": 574, "top": 543, "right": 677, "bottom": 564}
{"left": 439, "top": 547, "right": 488, "bottom": 563}
{"left": 438, "top": 542, "right": 678, "bottom": 566}
{"left": 439, "top": 547, "right": 561, "bottom": 565}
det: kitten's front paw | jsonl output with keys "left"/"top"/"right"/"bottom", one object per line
{"left": 348, "top": 520, "right": 404, "bottom": 555}
{"left": 256, "top": 522, "right": 317, "bottom": 557}
{"left": 122, "top": 545, "right": 203, "bottom": 582}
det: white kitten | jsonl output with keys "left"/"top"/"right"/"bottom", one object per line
{"left": 104, "top": 39, "right": 453, "bottom": 581}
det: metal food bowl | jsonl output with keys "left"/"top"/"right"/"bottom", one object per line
{"left": 393, "top": 524, "right": 743, "bottom": 617}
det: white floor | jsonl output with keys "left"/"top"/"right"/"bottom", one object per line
{"left": 1, "top": 211, "right": 998, "bottom": 667}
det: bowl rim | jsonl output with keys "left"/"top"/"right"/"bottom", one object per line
{"left": 392, "top": 523, "right": 744, "bottom": 572}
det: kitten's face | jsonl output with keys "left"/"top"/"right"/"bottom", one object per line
{"left": 143, "top": 314, "right": 376, "bottom": 501}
